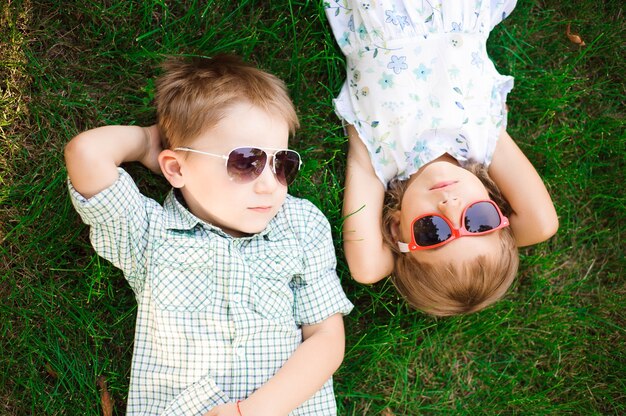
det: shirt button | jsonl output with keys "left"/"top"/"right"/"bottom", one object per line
{"left": 450, "top": 34, "right": 463, "bottom": 48}
{"left": 232, "top": 293, "right": 241, "bottom": 303}
{"left": 235, "top": 346, "right": 244, "bottom": 358}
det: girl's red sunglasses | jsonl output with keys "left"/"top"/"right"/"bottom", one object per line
{"left": 397, "top": 200, "right": 510, "bottom": 252}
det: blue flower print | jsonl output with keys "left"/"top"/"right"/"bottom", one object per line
{"left": 413, "top": 64, "right": 432, "bottom": 81}
{"left": 388, "top": 55, "right": 408, "bottom": 74}
{"left": 385, "top": 10, "right": 409, "bottom": 30}
{"left": 378, "top": 73, "right": 394, "bottom": 89}
{"left": 357, "top": 23, "right": 368, "bottom": 39}
{"left": 412, "top": 141, "right": 428, "bottom": 155}
{"left": 451, "top": 22, "right": 462, "bottom": 32}
{"left": 471, "top": 51, "right": 484, "bottom": 68}
{"left": 338, "top": 31, "right": 351, "bottom": 47}
{"left": 348, "top": 15, "right": 355, "bottom": 32}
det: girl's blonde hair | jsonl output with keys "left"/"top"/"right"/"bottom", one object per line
{"left": 155, "top": 54, "right": 299, "bottom": 149}
{"left": 382, "top": 162, "right": 519, "bottom": 316}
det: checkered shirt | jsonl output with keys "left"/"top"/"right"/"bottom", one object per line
{"left": 68, "top": 168, "right": 354, "bottom": 415}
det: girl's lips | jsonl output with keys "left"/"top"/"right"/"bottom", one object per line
{"left": 430, "top": 181, "right": 458, "bottom": 190}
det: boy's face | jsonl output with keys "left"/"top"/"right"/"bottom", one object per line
{"left": 171, "top": 102, "right": 291, "bottom": 237}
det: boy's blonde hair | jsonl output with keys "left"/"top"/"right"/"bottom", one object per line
{"left": 155, "top": 54, "right": 299, "bottom": 149}
{"left": 382, "top": 163, "right": 519, "bottom": 317}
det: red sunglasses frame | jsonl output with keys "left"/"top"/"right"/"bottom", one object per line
{"left": 397, "top": 200, "right": 510, "bottom": 252}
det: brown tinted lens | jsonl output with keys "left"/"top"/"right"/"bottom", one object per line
{"left": 273, "top": 150, "right": 301, "bottom": 186}
{"left": 226, "top": 148, "right": 267, "bottom": 183}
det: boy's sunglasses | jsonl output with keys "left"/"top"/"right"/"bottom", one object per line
{"left": 397, "top": 200, "right": 510, "bottom": 252}
{"left": 174, "top": 146, "right": 302, "bottom": 186}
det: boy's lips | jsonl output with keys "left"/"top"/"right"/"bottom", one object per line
{"left": 248, "top": 206, "right": 272, "bottom": 213}
{"left": 430, "top": 181, "right": 458, "bottom": 190}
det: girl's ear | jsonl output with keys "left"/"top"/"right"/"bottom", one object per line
{"left": 389, "top": 211, "right": 402, "bottom": 242}
{"left": 158, "top": 150, "right": 185, "bottom": 188}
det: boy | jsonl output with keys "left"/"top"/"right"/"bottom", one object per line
{"left": 65, "top": 55, "right": 353, "bottom": 415}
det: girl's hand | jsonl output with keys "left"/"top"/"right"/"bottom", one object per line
{"left": 139, "top": 125, "right": 163, "bottom": 175}
{"left": 203, "top": 402, "right": 240, "bottom": 416}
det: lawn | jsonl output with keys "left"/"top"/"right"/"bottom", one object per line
{"left": 1, "top": 0, "right": 624, "bottom": 414}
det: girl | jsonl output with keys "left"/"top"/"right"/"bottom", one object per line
{"left": 325, "top": 0, "right": 558, "bottom": 316}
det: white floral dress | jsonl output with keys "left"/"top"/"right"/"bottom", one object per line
{"left": 325, "top": 0, "right": 517, "bottom": 187}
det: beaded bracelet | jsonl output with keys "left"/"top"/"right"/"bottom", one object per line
{"left": 236, "top": 400, "right": 243, "bottom": 416}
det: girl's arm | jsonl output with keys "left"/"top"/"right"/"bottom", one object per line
{"left": 205, "top": 314, "right": 345, "bottom": 416}
{"left": 64, "top": 125, "right": 162, "bottom": 198}
{"left": 488, "top": 129, "right": 559, "bottom": 246}
{"left": 342, "top": 125, "right": 394, "bottom": 283}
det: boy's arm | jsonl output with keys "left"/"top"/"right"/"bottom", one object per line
{"left": 238, "top": 314, "right": 345, "bottom": 416}
{"left": 342, "top": 124, "right": 394, "bottom": 283}
{"left": 489, "top": 129, "right": 559, "bottom": 246}
{"left": 64, "top": 125, "right": 162, "bottom": 198}
{"left": 205, "top": 315, "right": 345, "bottom": 416}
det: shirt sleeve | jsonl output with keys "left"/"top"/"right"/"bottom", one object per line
{"left": 290, "top": 199, "right": 354, "bottom": 325}
{"left": 161, "top": 376, "right": 231, "bottom": 416}
{"left": 489, "top": 0, "right": 517, "bottom": 30}
{"left": 68, "top": 168, "right": 156, "bottom": 294}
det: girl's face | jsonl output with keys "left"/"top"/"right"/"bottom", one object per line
{"left": 397, "top": 155, "right": 502, "bottom": 264}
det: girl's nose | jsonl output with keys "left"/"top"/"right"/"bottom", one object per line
{"left": 438, "top": 196, "right": 462, "bottom": 228}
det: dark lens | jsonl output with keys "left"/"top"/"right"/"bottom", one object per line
{"left": 413, "top": 215, "right": 452, "bottom": 247}
{"left": 227, "top": 148, "right": 266, "bottom": 183}
{"left": 464, "top": 201, "right": 501, "bottom": 233}
{"left": 273, "top": 150, "right": 301, "bottom": 186}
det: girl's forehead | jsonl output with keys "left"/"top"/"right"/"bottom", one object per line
{"left": 411, "top": 231, "right": 502, "bottom": 264}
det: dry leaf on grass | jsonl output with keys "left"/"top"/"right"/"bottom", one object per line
{"left": 566, "top": 23, "right": 586, "bottom": 46}
{"left": 97, "top": 376, "right": 113, "bottom": 416}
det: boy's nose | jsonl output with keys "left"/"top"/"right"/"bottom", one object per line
{"left": 438, "top": 196, "right": 462, "bottom": 228}
{"left": 253, "top": 161, "right": 280, "bottom": 193}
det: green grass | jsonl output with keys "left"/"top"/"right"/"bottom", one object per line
{"left": 1, "top": 0, "right": 624, "bottom": 414}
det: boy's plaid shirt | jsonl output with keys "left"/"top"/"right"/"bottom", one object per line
{"left": 69, "top": 168, "right": 353, "bottom": 415}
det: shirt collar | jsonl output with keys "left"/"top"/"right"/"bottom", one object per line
{"left": 162, "top": 189, "right": 292, "bottom": 242}
{"left": 162, "top": 189, "right": 202, "bottom": 230}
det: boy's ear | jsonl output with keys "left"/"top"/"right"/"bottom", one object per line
{"left": 158, "top": 150, "right": 185, "bottom": 188}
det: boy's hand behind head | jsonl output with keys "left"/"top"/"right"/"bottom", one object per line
{"left": 141, "top": 125, "right": 164, "bottom": 175}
